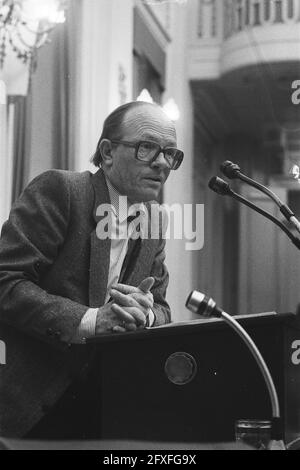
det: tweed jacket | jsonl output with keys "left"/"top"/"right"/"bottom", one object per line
{"left": 0, "top": 168, "right": 170, "bottom": 437}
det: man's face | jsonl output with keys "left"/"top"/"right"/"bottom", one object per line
{"left": 106, "top": 105, "right": 177, "bottom": 203}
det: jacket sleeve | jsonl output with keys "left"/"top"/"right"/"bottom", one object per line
{"left": 150, "top": 237, "right": 171, "bottom": 326}
{"left": 149, "top": 205, "right": 171, "bottom": 326}
{"left": 0, "top": 170, "right": 89, "bottom": 349}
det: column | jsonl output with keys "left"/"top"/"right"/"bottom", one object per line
{"left": 72, "top": 0, "right": 134, "bottom": 172}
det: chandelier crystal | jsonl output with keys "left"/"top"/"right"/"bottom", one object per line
{"left": 0, "top": 0, "right": 67, "bottom": 70}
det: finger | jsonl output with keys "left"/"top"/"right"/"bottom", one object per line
{"left": 111, "top": 303, "right": 136, "bottom": 324}
{"left": 112, "top": 323, "right": 137, "bottom": 333}
{"left": 111, "top": 289, "right": 153, "bottom": 309}
{"left": 112, "top": 326, "right": 126, "bottom": 333}
{"left": 110, "top": 289, "right": 139, "bottom": 307}
{"left": 125, "top": 323, "right": 137, "bottom": 332}
{"left": 126, "top": 307, "right": 147, "bottom": 327}
{"left": 110, "top": 283, "right": 137, "bottom": 295}
{"left": 138, "top": 277, "right": 155, "bottom": 293}
{"left": 131, "top": 293, "right": 153, "bottom": 309}
{"left": 112, "top": 304, "right": 146, "bottom": 327}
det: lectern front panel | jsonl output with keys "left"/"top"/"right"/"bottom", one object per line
{"left": 88, "top": 313, "right": 299, "bottom": 443}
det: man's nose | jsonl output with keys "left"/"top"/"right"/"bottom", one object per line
{"left": 151, "top": 151, "right": 169, "bottom": 169}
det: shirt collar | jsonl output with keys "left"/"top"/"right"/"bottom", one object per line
{"left": 105, "top": 175, "right": 147, "bottom": 223}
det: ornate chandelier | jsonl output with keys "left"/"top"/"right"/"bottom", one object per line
{"left": 0, "top": 0, "right": 67, "bottom": 71}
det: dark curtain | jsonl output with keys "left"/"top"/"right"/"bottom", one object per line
{"left": 9, "top": 2, "right": 74, "bottom": 203}
{"left": 52, "top": 21, "right": 69, "bottom": 170}
{"left": 9, "top": 95, "right": 31, "bottom": 204}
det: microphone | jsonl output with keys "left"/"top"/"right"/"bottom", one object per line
{"left": 220, "top": 160, "right": 242, "bottom": 179}
{"left": 220, "top": 160, "right": 300, "bottom": 234}
{"left": 186, "top": 291, "right": 222, "bottom": 318}
{"left": 208, "top": 177, "right": 300, "bottom": 250}
{"left": 208, "top": 176, "right": 232, "bottom": 196}
{"left": 186, "top": 291, "right": 286, "bottom": 450}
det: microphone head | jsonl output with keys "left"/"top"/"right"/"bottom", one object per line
{"left": 186, "top": 291, "right": 217, "bottom": 318}
{"left": 208, "top": 176, "right": 231, "bottom": 195}
{"left": 220, "top": 160, "right": 241, "bottom": 179}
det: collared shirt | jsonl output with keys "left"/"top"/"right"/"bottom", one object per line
{"left": 73, "top": 175, "right": 153, "bottom": 343}
{"left": 103, "top": 176, "right": 147, "bottom": 303}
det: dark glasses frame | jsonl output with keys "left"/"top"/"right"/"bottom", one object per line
{"left": 110, "top": 139, "right": 184, "bottom": 170}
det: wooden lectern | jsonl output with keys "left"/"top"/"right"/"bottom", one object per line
{"left": 87, "top": 312, "right": 300, "bottom": 444}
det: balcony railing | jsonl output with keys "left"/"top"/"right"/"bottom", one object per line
{"left": 197, "top": 0, "right": 219, "bottom": 38}
{"left": 190, "top": 0, "right": 300, "bottom": 79}
{"left": 224, "top": 0, "right": 300, "bottom": 39}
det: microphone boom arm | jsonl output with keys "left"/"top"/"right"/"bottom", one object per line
{"left": 208, "top": 176, "right": 300, "bottom": 250}
{"left": 221, "top": 161, "right": 300, "bottom": 234}
{"left": 230, "top": 189, "right": 300, "bottom": 250}
{"left": 220, "top": 310, "right": 280, "bottom": 419}
{"left": 237, "top": 172, "right": 286, "bottom": 208}
{"left": 186, "top": 291, "right": 286, "bottom": 449}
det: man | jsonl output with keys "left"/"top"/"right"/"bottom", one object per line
{"left": 0, "top": 101, "right": 184, "bottom": 439}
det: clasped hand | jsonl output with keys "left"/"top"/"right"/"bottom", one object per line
{"left": 95, "top": 277, "right": 154, "bottom": 334}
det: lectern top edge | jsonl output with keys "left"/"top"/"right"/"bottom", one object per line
{"left": 87, "top": 311, "right": 296, "bottom": 346}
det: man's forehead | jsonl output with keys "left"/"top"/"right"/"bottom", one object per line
{"left": 122, "top": 105, "right": 177, "bottom": 142}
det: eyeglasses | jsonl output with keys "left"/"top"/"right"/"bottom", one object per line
{"left": 110, "top": 140, "right": 184, "bottom": 170}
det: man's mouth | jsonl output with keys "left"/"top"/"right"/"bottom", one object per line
{"left": 145, "top": 176, "right": 163, "bottom": 183}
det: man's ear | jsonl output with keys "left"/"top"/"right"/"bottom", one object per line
{"left": 99, "top": 139, "right": 113, "bottom": 168}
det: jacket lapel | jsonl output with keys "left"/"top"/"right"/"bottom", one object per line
{"left": 125, "top": 238, "right": 154, "bottom": 287}
{"left": 89, "top": 177, "right": 161, "bottom": 302}
{"left": 124, "top": 201, "right": 159, "bottom": 287}
{"left": 89, "top": 169, "right": 111, "bottom": 308}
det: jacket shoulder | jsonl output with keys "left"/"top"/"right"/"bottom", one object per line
{"left": 26, "top": 169, "right": 92, "bottom": 188}
{"left": 18, "top": 170, "right": 92, "bottom": 201}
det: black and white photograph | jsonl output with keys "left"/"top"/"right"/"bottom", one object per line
{"left": 0, "top": 0, "right": 300, "bottom": 453}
